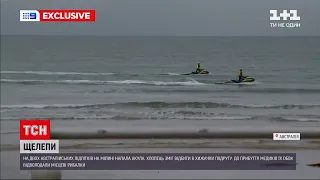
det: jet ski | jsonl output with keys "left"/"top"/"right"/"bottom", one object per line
{"left": 217, "top": 76, "right": 255, "bottom": 84}
{"left": 182, "top": 69, "right": 209, "bottom": 75}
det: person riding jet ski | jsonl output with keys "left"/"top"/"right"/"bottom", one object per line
{"left": 196, "top": 62, "right": 202, "bottom": 73}
{"left": 238, "top": 69, "right": 243, "bottom": 82}
{"left": 187, "top": 62, "right": 209, "bottom": 75}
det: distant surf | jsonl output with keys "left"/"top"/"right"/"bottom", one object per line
{"left": 0, "top": 78, "right": 206, "bottom": 86}
{"left": 1, "top": 70, "right": 202, "bottom": 76}
{"left": 2, "top": 102, "right": 320, "bottom": 110}
{"left": 1, "top": 111, "right": 319, "bottom": 122}
{"left": 1, "top": 70, "right": 114, "bottom": 76}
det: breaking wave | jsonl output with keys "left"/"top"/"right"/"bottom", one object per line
{"left": 0, "top": 79, "right": 205, "bottom": 86}
{"left": 271, "top": 116, "right": 320, "bottom": 122}
{"left": 1, "top": 113, "right": 318, "bottom": 122}
{"left": 2, "top": 102, "right": 320, "bottom": 110}
{"left": 1, "top": 70, "right": 114, "bottom": 76}
{"left": 1, "top": 71, "right": 202, "bottom": 76}
{"left": 86, "top": 88, "right": 320, "bottom": 94}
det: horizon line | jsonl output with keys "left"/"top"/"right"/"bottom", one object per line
{"left": 1, "top": 34, "right": 319, "bottom": 37}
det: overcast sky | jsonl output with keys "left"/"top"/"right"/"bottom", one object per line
{"left": 1, "top": 0, "right": 319, "bottom": 36}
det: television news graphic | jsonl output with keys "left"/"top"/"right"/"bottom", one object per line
{"left": 20, "top": 120, "right": 59, "bottom": 153}
{"left": 269, "top": 10, "right": 301, "bottom": 28}
{"left": 273, "top": 133, "right": 300, "bottom": 140}
{"left": 20, "top": 9, "right": 96, "bottom": 22}
{"left": 20, "top": 153, "right": 297, "bottom": 170}
{"left": 270, "top": 10, "right": 300, "bottom": 21}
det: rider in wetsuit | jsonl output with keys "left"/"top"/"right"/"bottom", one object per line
{"left": 196, "top": 63, "right": 202, "bottom": 73}
{"left": 238, "top": 69, "right": 243, "bottom": 82}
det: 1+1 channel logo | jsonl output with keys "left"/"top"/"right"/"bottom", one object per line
{"left": 269, "top": 10, "right": 301, "bottom": 28}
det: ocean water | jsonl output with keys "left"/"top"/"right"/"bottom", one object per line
{"left": 1, "top": 36, "right": 320, "bottom": 128}
{"left": 1, "top": 36, "right": 320, "bottom": 179}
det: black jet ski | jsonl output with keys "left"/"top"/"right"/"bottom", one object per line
{"left": 216, "top": 76, "right": 255, "bottom": 84}
{"left": 182, "top": 69, "right": 209, "bottom": 75}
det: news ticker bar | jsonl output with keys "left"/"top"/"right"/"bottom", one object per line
{"left": 20, "top": 153, "right": 296, "bottom": 170}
